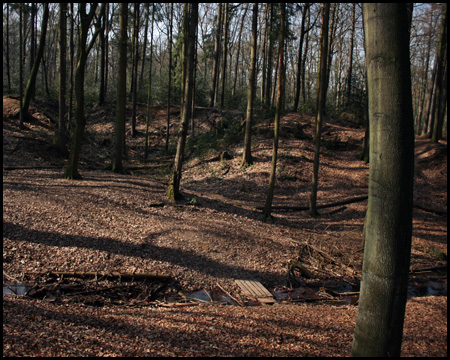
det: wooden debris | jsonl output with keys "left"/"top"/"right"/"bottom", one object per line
{"left": 235, "top": 280, "right": 275, "bottom": 304}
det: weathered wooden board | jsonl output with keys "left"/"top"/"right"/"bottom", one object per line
{"left": 235, "top": 279, "right": 275, "bottom": 304}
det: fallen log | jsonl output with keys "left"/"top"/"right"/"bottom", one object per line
{"left": 258, "top": 195, "right": 368, "bottom": 212}
{"left": 45, "top": 271, "right": 171, "bottom": 281}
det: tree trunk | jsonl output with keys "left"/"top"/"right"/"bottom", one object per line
{"left": 219, "top": 3, "right": 229, "bottom": 109}
{"left": 263, "top": 4, "right": 285, "bottom": 220}
{"left": 112, "top": 3, "right": 128, "bottom": 173}
{"left": 293, "top": 4, "right": 309, "bottom": 112}
{"left": 345, "top": 3, "right": 356, "bottom": 107}
{"left": 19, "top": 5, "right": 24, "bottom": 129}
{"left": 431, "top": 3, "right": 447, "bottom": 143}
{"left": 145, "top": 5, "right": 155, "bottom": 159}
{"left": 241, "top": 3, "right": 258, "bottom": 167}
{"left": 167, "top": 4, "right": 198, "bottom": 202}
{"left": 131, "top": 3, "right": 140, "bottom": 138}
{"left": 309, "top": 3, "right": 330, "bottom": 217}
{"left": 209, "top": 3, "right": 223, "bottom": 108}
{"left": 21, "top": 3, "right": 49, "bottom": 121}
{"left": 352, "top": 4, "right": 415, "bottom": 357}
{"left": 57, "top": 3, "right": 68, "bottom": 153}
{"left": 65, "top": 4, "right": 104, "bottom": 179}
{"left": 6, "top": 4, "right": 12, "bottom": 92}
{"left": 265, "top": 3, "right": 274, "bottom": 108}
{"left": 166, "top": 3, "right": 174, "bottom": 151}
{"left": 232, "top": 4, "right": 248, "bottom": 98}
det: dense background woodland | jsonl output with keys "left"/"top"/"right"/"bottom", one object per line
{"left": 3, "top": 3, "right": 447, "bottom": 357}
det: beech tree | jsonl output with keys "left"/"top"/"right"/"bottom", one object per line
{"left": 167, "top": 3, "right": 198, "bottom": 202}
{"left": 64, "top": 3, "right": 105, "bottom": 180}
{"left": 111, "top": 3, "right": 128, "bottom": 174}
{"left": 352, "top": 4, "right": 415, "bottom": 357}
{"left": 57, "top": 3, "right": 67, "bottom": 153}
{"left": 241, "top": 3, "right": 258, "bottom": 167}
{"left": 263, "top": 3, "right": 285, "bottom": 220}
{"left": 309, "top": 3, "right": 330, "bottom": 217}
{"left": 21, "top": 3, "right": 49, "bottom": 122}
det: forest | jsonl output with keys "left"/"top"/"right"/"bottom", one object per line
{"left": 3, "top": 3, "right": 447, "bottom": 357}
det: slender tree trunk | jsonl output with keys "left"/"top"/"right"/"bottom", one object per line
{"left": 219, "top": 3, "right": 229, "bottom": 109}
{"left": 131, "top": 3, "right": 140, "bottom": 138}
{"left": 98, "top": 6, "right": 107, "bottom": 106}
{"left": 263, "top": 4, "right": 285, "bottom": 220}
{"left": 57, "top": 3, "right": 68, "bottom": 153}
{"left": 265, "top": 3, "right": 274, "bottom": 108}
{"left": 6, "top": 4, "right": 12, "bottom": 93}
{"left": 65, "top": 4, "right": 104, "bottom": 180}
{"left": 352, "top": 4, "right": 415, "bottom": 357}
{"left": 166, "top": 3, "right": 174, "bottom": 151}
{"left": 145, "top": 5, "right": 155, "bottom": 159}
{"left": 21, "top": 3, "right": 49, "bottom": 121}
{"left": 209, "top": 3, "right": 223, "bottom": 107}
{"left": 232, "top": 4, "right": 248, "bottom": 98}
{"left": 345, "top": 3, "right": 356, "bottom": 107}
{"left": 112, "top": 3, "right": 128, "bottom": 173}
{"left": 241, "top": 3, "right": 258, "bottom": 167}
{"left": 431, "top": 3, "right": 447, "bottom": 143}
{"left": 167, "top": 3, "right": 198, "bottom": 202}
{"left": 19, "top": 5, "right": 24, "bottom": 129}
{"left": 68, "top": 3, "right": 75, "bottom": 136}
{"left": 309, "top": 3, "right": 330, "bottom": 217}
{"left": 294, "top": 4, "right": 309, "bottom": 112}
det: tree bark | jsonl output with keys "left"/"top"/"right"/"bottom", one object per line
{"left": 309, "top": 3, "right": 330, "bottom": 217}
{"left": 65, "top": 4, "right": 104, "bottom": 179}
{"left": 263, "top": 4, "right": 285, "bottom": 220}
{"left": 241, "top": 3, "right": 258, "bottom": 167}
{"left": 112, "top": 3, "right": 128, "bottom": 174}
{"left": 431, "top": 3, "right": 447, "bottom": 143}
{"left": 57, "top": 3, "right": 68, "bottom": 153}
{"left": 166, "top": 3, "right": 174, "bottom": 151}
{"left": 145, "top": 5, "right": 155, "bottom": 158}
{"left": 209, "top": 3, "right": 223, "bottom": 108}
{"left": 21, "top": 3, "right": 49, "bottom": 121}
{"left": 352, "top": 4, "right": 415, "bottom": 357}
{"left": 167, "top": 4, "right": 198, "bottom": 202}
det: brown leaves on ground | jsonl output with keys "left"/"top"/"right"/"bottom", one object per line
{"left": 3, "top": 96, "right": 447, "bottom": 356}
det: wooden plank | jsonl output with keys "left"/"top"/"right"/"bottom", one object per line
{"left": 235, "top": 280, "right": 275, "bottom": 304}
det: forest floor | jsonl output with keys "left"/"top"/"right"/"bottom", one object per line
{"left": 3, "top": 95, "right": 447, "bottom": 356}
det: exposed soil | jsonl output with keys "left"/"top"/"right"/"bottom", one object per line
{"left": 3, "top": 96, "right": 447, "bottom": 356}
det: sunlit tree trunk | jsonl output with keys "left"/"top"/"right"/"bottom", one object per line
{"left": 167, "top": 4, "right": 198, "bottom": 202}
{"left": 241, "top": 3, "right": 258, "bottom": 167}
{"left": 263, "top": 3, "right": 285, "bottom": 220}
{"left": 352, "top": 4, "right": 415, "bottom": 357}
{"left": 309, "top": 3, "right": 330, "bottom": 217}
{"left": 431, "top": 3, "right": 447, "bottom": 143}
{"left": 209, "top": 3, "right": 223, "bottom": 107}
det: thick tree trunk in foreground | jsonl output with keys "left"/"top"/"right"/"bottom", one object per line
{"left": 351, "top": 4, "right": 415, "bottom": 357}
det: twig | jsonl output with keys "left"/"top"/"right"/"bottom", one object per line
{"left": 216, "top": 282, "right": 245, "bottom": 307}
